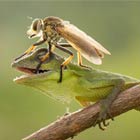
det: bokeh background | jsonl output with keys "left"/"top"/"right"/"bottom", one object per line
{"left": 1, "top": 1, "right": 140, "bottom": 140}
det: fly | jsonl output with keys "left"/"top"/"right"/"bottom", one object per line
{"left": 16, "top": 16, "right": 111, "bottom": 82}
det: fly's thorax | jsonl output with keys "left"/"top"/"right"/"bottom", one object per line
{"left": 44, "top": 25, "right": 62, "bottom": 44}
{"left": 43, "top": 16, "right": 64, "bottom": 44}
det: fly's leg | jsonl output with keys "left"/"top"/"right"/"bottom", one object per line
{"left": 35, "top": 43, "right": 55, "bottom": 73}
{"left": 59, "top": 43, "right": 91, "bottom": 70}
{"left": 59, "top": 43, "right": 72, "bottom": 48}
{"left": 77, "top": 52, "right": 91, "bottom": 69}
{"left": 55, "top": 44, "right": 74, "bottom": 83}
{"left": 39, "top": 43, "right": 55, "bottom": 62}
{"left": 15, "top": 45, "right": 36, "bottom": 61}
{"left": 15, "top": 38, "right": 47, "bottom": 61}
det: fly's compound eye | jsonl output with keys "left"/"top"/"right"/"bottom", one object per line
{"left": 32, "top": 19, "right": 40, "bottom": 31}
{"left": 27, "top": 19, "right": 44, "bottom": 38}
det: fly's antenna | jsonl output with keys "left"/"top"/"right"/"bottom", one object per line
{"left": 27, "top": 16, "right": 33, "bottom": 20}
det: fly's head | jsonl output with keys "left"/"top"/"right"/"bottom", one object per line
{"left": 27, "top": 18, "right": 44, "bottom": 39}
{"left": 27, "top": 16, "right": 64, "bottom": 44}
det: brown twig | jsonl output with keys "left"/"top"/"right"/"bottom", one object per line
{"left": 23, "top": 85, "right": 140, "bottom": 140}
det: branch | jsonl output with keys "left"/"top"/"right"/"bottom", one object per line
{"left": 23, "top": 85, "right": 140, "bottom": 140}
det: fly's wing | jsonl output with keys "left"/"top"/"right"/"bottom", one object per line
{"left": 56, "top": 22, "right": 111, "bottom": 65}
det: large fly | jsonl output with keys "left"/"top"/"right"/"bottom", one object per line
{"left": 16, "top": 16, "right": 111, "bottom": 82}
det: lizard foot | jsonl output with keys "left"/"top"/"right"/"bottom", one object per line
{"left": 93, "top": 101, "right": 114, "bottom": 130}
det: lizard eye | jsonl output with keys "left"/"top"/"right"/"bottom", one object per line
{"left": 35, "top": 48, "right": 54, "bottom": 63}
{"left": 36, "top": 49, "right": 48, "bottom": 60}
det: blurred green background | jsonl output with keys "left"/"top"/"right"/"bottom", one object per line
{"left": 1, "top": 1, "right": 140, "bottom": 140}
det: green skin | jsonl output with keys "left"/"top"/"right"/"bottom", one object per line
{"left": 12, "top": 48, "right": 140, "bottom": 127}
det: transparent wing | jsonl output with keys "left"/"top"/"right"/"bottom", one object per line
{"left": 56, "top": 22, "right": 111, "bottom": 65}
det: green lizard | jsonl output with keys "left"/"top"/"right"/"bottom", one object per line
{"left": 12, "top": 48, "right": 140, "bottom": 130}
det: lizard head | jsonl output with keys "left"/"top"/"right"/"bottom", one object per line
{"left": 11, "top": 48, "right": 64, "bottom": 83}
{"left": 11, "top": 48, "right": 82, "bottom": 103}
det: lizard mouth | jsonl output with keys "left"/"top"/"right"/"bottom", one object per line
{"left": 13, "top": 66, "right": 52, "bottom": 83}
{"left": 16, "top": 67, "right": 50, "bottom": 75}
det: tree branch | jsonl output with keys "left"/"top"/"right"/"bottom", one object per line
{"left": 23, "top": 85, "right": 140, "bottom": 140}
